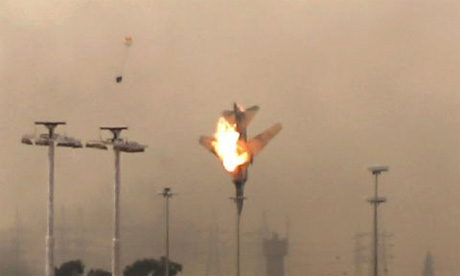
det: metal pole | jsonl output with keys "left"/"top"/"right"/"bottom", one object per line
{"left": 112, "top": 149, "right": 121, "bottom": 276}
{"left": 367, "top": 166, "right": 388, "bottom": 276}
{"left": 46, "top": 127, "right": 55, "bottom": 276}
{"left": 165, "top": 194, "right": 170, "bottom": 276}
{"left": 373, "top": 173, "right": 379, "bottom": 276}
{"left": 236, "top": 203, "right": 241, "bottom": 276}
{"left": 233, "top": 178, "right": 245, "bottom": 276}
{"left": 88, "top": 127, "right": 144, "bottom": 276}
{"left": 27, "top": 122, "right": 69, "bottom": 276}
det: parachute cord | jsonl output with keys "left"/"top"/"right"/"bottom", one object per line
{"left": 119, "top": 48, "right": 131, "bottom": 76}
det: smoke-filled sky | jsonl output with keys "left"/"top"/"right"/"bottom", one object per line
{"left": 1, "top": 0, "right": 459, "bottom": 275}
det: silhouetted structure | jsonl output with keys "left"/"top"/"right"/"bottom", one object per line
{"left": 423, "top": 251, "right": 434, "bottom": 276}
{"left": 205, "top": 223, "right": 222, "bottom": 276}
{"left": 56, "top": 207, "right": 88, "bottom": 264}
{"left": 354, "top": 233, "right": 368, "bottom": 276}
{"left": 263, "top": 233, "right": 288, "bottom": 276}
{"left": 0, "top": 210, "right": 30, "bottom": 276}
{"left": 354, "top": 231, "right": 393, "bottom": 276}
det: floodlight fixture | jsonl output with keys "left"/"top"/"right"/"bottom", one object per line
{"left": 35, "top": 121, "right": 66, "bottom": 126}
{"left": 57, "top": 136, "right": 83, "bottom": 148}
{"left": 86, "top": 140, "right": 109, "bottom": 150}
{"left": 368, "top": 197, "right": 387, "bottom": 205}
{"left": 100, "top": 126, "right": 128, "bottom": 142}
{"left": 368, "top": 166, "right": 389, "bottom": 175}
{"left": 21, "top": 134, "right": 34, "bottom": 145}
{"left": 114, "top": 141, "right": 146, "bottom": 153}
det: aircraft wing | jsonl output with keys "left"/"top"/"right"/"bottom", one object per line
{"left": 199, "top": 136, "right": 217, "bottom": 155}
{"left": 247, "top": 123, "right": 282, "bottom": 157}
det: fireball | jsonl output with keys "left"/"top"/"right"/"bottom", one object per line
{"left": 211, "top": 117, "right": 250, "bottom": 172}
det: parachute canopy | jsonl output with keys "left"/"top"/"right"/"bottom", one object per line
{"left": 123, "top": 36, "right": 133, "bottom": 47}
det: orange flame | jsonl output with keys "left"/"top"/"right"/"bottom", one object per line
{"left": 211, "top": 117, "right": 250, "bottom": 172}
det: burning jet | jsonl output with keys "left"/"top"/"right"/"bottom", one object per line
{"left": 199, "top": 103, "right": 282, "bottom": 214}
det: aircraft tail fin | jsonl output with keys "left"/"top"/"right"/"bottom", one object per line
{"left": 222, "top": 105, "right": 260, "bottom": 128}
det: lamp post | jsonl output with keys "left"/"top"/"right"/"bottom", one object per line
{"left": 159, "top": 187, "right": 176, "bottom": 276}
{"left": 21, "top": 121, "right": 82, "bottom": 276}
{"left": 367, "top": 166, "right": 389, "bottom": 276}
{"left": 230, "top": 167, "right": 247, "bottom": 276}
{"left": 86, "top": 127, "right": 146, "bottom": 276}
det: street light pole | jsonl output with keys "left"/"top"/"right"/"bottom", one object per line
{"left": 22, "top": 121, "right": 82, "bottom": 276}
{"left": 166, "top": 192, "right": 169, "bottom": 276}
{"left": 235, "top": 198, "right": 242, "bottom": 276}
{"left": 368, "top": 166, "right": 389, "bottom": 276}
{"left": 232, "top": 177, "right": 246, "bottom": 276}
{"left": 105, "top": 127, "right": 125, "bottom": 276}
{"left": 37, "top": 122, "right": 65, "bottom": 276}
{"left": 373, "top": 173, "right": 379, "bottom": 276}
{"left": 86, "top": 127, "right": 146, "bottom": 276}
{"left": 46, "top": 124, "right": 56, "bottom": 276}
{"left": 159, "top": 187, "right": 175, "bottom": 276}
{"left": 113, "top": 147, "right": 121, "bottom": 276}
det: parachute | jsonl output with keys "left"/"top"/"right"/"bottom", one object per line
{"left": 123, "top": 36, "right": 133, "bottom": 46}
{"left": 116, "top": 36, "right": 133, "bottom": 83}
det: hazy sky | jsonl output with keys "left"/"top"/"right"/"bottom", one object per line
{"left": 1, "top": 0, "right": 459, "bottom": 275}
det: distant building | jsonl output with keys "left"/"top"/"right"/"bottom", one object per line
{"left": 0, "top": 210, "right": 31, "bottom": 276}
{"left": 263, "top": 233, "right": 288, "bottom": 276}
{"left": 56, "top": 207, "right": 88, "bottom": 264}
{"left": 423, "top": 251, "right": 434, "bottom": 276}
{"left": 205, "top": 223, "right": 222, "bottom": 276}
